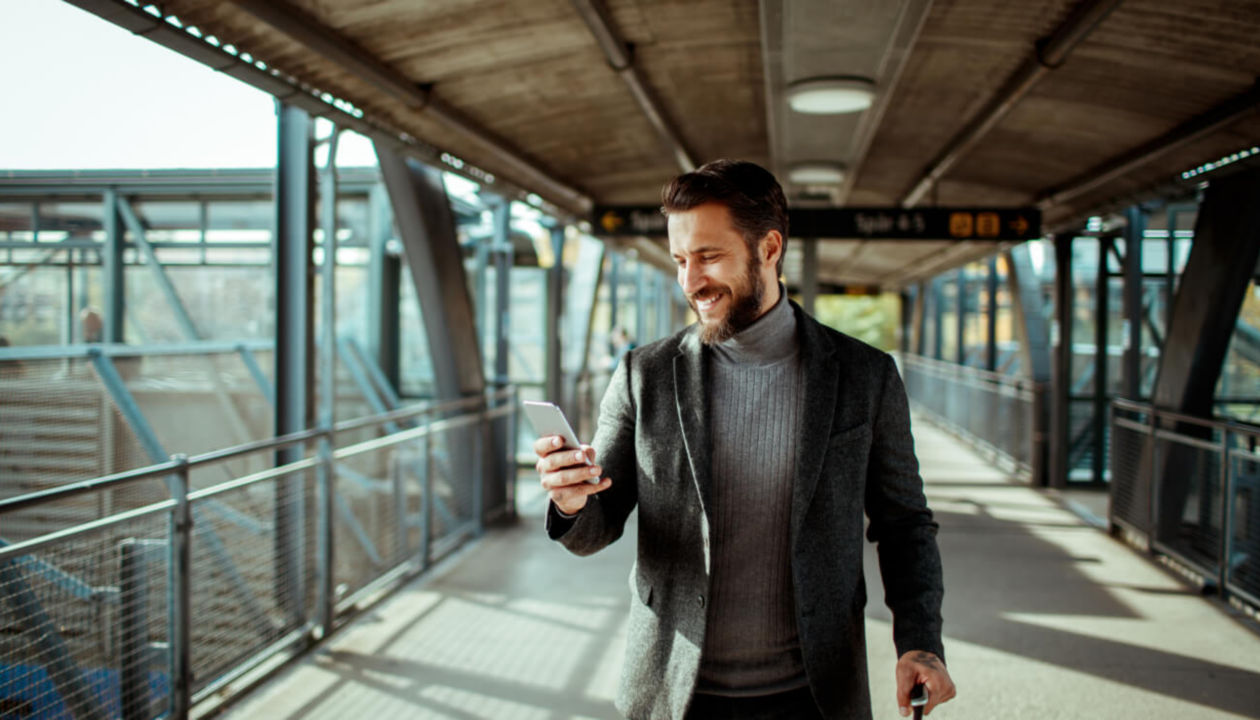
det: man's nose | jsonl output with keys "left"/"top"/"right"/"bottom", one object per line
{"left": 680, "top": 262, "right": 705, "bottom": 294}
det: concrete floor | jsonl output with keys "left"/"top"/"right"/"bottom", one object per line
{"left": 218, "top": 416, "right": 1260, "bottom": 719}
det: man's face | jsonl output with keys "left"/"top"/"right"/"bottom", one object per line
{"left": 667, "top": 203, "right": 776, "bottom": 345}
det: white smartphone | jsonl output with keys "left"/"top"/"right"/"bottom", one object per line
{"left": 522, "top": 401, "right": 596, "bottom": 476}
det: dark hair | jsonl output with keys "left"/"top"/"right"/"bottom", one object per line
{"left": 660, "top": 159, "right": 789, "bottom": 276}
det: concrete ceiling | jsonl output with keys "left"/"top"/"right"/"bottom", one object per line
{"left": 65, "top": 0, "right": 1260, "bottom": 290}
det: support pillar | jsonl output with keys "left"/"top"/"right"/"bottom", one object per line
{"left": 955, "top": 268, "right": 966, "bottom": 365}
{"left": 1093, "top": 236, "right": 1112, "bottom": 485}
{"left": 545, "top": 225, "right": 565, "bottom": 410}
{"left": 1122, "top": 207, "right": 1145, "bottom": 400}
{"left": 103, "top": 190, "right": 125, "bottom": 343}
{"left": 366, "top": 184, "right": 400, "bottom": 392}
{"left": 1050, "top": 234, "right": 1074, "bottom": 489}
{"left": 801, "top": 239, "right": 818, "bottom": 316}
{"left": 273, "top": 102, "right": 315, "bottom": 624}
{"left": 986, "top": 256, "right": 999, "bottom": 372}
{"left": 1150, "top": 169, "right": 1260, "bottom": 541}
{"left": 1006, "top": 243, "right": 1052, "bottom": 487}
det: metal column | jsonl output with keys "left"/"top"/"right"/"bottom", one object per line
{"left": 955, "top": 268, "right": 966, "bottom": 365}
{"left": 1093, "top": 236, "right": 1111, "bottom": 485}
{"left": 103, "top": 189, "right": 125, "bottom": 343}
{"left": 1122, "top": 207, "right": 1145, "bottom": 400}
{"left": 1050, "top": 234, "right": 1074, "bottom": 488}
{"left": 801, "top": 239, "right": 819, "bottom": 315}
{"left": 932, "top": 276, "right": 945, "bottom": 361}
{"left": 986, "top": 256, "right": 999, "bottom": 371}
{"left": 273, "top": 102, "right": 315, "bottom": 624}
{"left": 491, "top": 200, "right": 512, "bottom": 387}
{"left": 1149, "top": 169, "right": 1260, "bottom": 538}
{"left": 1005, "top": 243, "right": 1053, "bottom": 487}
{"left": 545, "top": 225, "right": 565, "bottom": 409}
{"left": 366, "top": 184, "right": 401, "bottom": 392}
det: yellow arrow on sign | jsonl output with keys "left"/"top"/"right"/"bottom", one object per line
{"left": 601, "top": 211, "right": 625, "bottom": 233}
{"left": 1010, "top": 215, "right": 1029, "bottom": 236}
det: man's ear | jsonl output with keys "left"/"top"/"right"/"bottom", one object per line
{"left": 761, "top": 230, "right": 784, "bottom": 268}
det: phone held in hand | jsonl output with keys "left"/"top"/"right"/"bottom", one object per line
{"left": 522, "top": 401, "right": 597, "bottom": 480}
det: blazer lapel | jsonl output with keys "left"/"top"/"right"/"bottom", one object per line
{"left": 791, "top": 304, "right": 839, "bottom": 551}
{"left": 674, "top": 329, "right": 714, "bottom": 518}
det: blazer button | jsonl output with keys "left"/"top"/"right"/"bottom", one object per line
{"left": 696, "top": 594, "right": 705, "bottom": 609}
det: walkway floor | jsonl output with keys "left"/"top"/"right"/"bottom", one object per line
{"left": 220, "top": 416, "right": 1260, "bottom": 720}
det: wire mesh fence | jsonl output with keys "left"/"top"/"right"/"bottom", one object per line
{"left": 0, "top": 387, "right": 518, "bottom": 719}
{"left": 1109, "top": 399, "right": 1260, "bottom": 614}
{"left": 899, "top": 353, "right": 1039, "bottom": 476}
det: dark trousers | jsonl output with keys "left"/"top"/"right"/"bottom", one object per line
{"left": 683, "top": 686, "right": 823, "bottom": 720}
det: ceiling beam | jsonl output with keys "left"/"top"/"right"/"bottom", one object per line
{"left": 224, "top": 0, "right": 592, "bottom": 213}
{"left": 1036, "top": 82, "right": 1260, "bottom": 210}
{"left": 900, "top": 0, "right": 1124, "bottom": 207}
{"left": 570, "top": 0, "right": 696, "bottom": 172}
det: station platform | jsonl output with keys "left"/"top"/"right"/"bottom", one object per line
{"left": 219, "top": 415, "right": 1260, "bottom": 720}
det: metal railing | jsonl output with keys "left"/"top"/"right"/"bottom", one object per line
{"left": 898, "top": 353, "right": 1042, "bottom": 477}
{"left": 0, "top": 387, "right": 519, "bottom": 720}
{"left": 1109, "top": 399, "right": 1260, "bottom": 612}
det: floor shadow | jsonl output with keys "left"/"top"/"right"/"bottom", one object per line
{"left": 865, "top": 498, "right": 1260, "bottom": 717}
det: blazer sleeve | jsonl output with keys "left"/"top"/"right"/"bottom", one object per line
{"left": 864, "top": 353, "right": 946, "bottom": 662}
{"left": 545, "top": 349, "right": 639, "bottom": 555}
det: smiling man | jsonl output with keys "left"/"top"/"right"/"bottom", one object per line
{"left": 536, "top": 159, "right": 954, "bottom": 719}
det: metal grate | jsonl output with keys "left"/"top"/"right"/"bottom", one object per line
{"left": 0, "top": 510, "right": 170, "bottom": 720}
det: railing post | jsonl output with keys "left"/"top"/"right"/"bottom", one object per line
{"left": 421, "top": 429, "right": 433, "bottom": 569}
{"left": 168, "top": 454, "right": 192, "bottom": 720}
{"left": 393, "top": 450, "right": 407, "bottom": 563}
{"left": 315, "top": 429, "right": 335, "bottom": 638}
{"left": 473, "top": 409, "right": 486, "bottom": 537}
{"left": 508, "top": 386, "right": 520, "bottom": 521}
{"left": 1146, "top": 406, "right": 1159, "bottom": 547}
{"left": 1220, "top": 428, "right": 1233, "bottom": 599}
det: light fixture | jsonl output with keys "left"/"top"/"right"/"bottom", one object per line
{"left": 788, "top": 162, "right": 847, "bottom": 185}
{"left": 786, "top": 76, "right": 876, "bottom": 115}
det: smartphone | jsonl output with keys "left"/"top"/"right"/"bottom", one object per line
{"left": 910, "top": 683, "right": 928, "bottom": 719}
{"left": 522, "top": 401, "right": 596, "bottom": 479}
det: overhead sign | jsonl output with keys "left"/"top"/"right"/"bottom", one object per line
{"left": 592, "top": 206, "right": 1040, "bottom": 241}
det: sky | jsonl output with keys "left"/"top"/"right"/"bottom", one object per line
{"left": 0, "top": 0, "right": 376, "bottom": 169}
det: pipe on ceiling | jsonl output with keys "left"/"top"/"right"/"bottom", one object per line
{"left": 1036, "top": 82, "right": 1260, "bottom": 210}
{"left": 225, "top": 0, "right": 592, "bottom": 213}
{"left": 569, "top": 0, "right": 697, "bottom": 172}
{"left": 900, "top": 0, "right": 1125, "bottom": 208}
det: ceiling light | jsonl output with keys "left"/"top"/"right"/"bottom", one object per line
{"left": 788, "top": 162, "right": 846, "bottom": 185}
{"left": 786, "top": 77, "right": 876, "bottom": 115}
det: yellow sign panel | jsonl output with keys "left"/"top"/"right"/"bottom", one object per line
{"left": 976, "top": 212, "right": 1001, "bottom": 238}
{"left": 949, "top": 212, "right": 973, "bottom": 238}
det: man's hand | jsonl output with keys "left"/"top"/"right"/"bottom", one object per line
{"left": 534, "top": 435, "right": 610, "bottom": 515}
{"left": 895, "top": 650, "right": 955, "bottom": 716}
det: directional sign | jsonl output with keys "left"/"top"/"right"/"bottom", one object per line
{"left": 591, "top": 206, "right": 1041, "bottom": 241}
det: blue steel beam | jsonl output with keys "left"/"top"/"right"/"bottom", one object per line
{"left": 103, "top": 189, "right": 125, "bottom": 343}
{"left": 117, "top": 199, "right": 201, "bottom": 340}
{"left": 88, "top": 350, "right": 275, "bottom": 636}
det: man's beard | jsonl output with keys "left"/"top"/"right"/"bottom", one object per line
{"left": 690, "top": 255, "right": 767, "bottom": 345}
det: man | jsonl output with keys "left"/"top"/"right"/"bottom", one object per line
{"left": 536, "top": 160, "right": 955, "bottom": 719}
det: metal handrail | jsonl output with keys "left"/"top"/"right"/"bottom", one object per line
{"left": 0, "top": 387, "right": 518, "bottom": 514}
{"left": 0, "top": 339, "right": 274, "bottom": 362}
{"left": 1112, "top": 397, "right": 1260, "bottom": 439}
{"left": 897, "top": 351, "right": 1045, "bottom": 392}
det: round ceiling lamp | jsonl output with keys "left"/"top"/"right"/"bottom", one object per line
{"left": 786, "top": 76, "right": 876, "bottom": 114}
{"left": 788, "top": 162, "right": 847, "bottom": 185}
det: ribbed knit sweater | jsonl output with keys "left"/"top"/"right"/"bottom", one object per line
{"left": 695, "top": 291, "right": 807, "bottom": 696}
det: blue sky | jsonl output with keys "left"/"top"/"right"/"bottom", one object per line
{"left": 0, "top": 0, "right": 376, "bottom": 169}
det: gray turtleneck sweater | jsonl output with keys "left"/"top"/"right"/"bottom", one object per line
{"left": 696, "top": 290, "right": 807, "bottom": 696}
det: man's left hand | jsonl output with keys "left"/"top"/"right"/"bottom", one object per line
{"left": 895, "top": 650, "right": 955, "bottom": 716}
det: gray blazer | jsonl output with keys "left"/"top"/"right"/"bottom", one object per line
{"left": 547, "top": 302, "right": 944, "bottom": 720}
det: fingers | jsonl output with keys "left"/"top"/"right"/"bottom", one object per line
{"left": 896, "top": 651, "right": 954, "bottom": 716}
{"left": 549, "top": 477, "right": 611, "bottom": 515}
{"left": 533, "top": 434, "right": 564, "bottom": 457}
{"left": 539, "top": 462, "right": 604, "bottom": 489}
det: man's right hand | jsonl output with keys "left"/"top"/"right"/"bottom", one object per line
{"left": 534, "top": 436, "right": 610, "bottom": 515}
